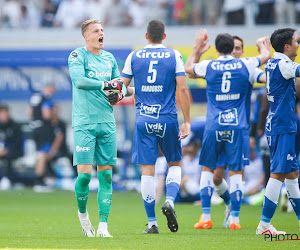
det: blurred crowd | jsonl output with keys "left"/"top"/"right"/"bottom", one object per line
{"left": 1, "top": 0, "right": 300, "bottom": 29}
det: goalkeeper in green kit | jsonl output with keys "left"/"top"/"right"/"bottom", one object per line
{"left": 68, "top": 19, "right": 127, "bottom": 238}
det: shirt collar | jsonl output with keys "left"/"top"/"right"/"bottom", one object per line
{"left": 274, "top": 52, "right": 292, "bottom": 61}
{"left": 144, "top": 44, "right": 166, "bottom": 49}
{"left": 217, "top": 55, "right": 235, "bottom": 61}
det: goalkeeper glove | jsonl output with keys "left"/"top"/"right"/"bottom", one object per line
{"left": 108, "top": 91, "right": 125, "bottom": 105}
{"left": 102, "top": 78, "right": 123, "bottom": 93}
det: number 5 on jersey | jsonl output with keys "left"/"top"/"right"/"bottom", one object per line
{"left": 147, "top": 61, "right": 158, "bottom": 83}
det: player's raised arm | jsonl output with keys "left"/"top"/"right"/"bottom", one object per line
{"left": 185, "top": 29, "right": 210, "bottom": 79}
{"left": 256, "top": 36, "right": 272, "bottom": 65}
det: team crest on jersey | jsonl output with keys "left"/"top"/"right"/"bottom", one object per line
{"left": 216, "top": 130, "right": 234, "bottom": 143}
{"left": 106, "top": 61, "right": 112, "bottom": 69}
{"left": 145, "top": 122, "right": 166, "bottom": 138}
{"left": 140, "top": 103, "right": 161, "bottom": 119}
{"left": 218, "top": 108, "right": 238, "bottom": 126}
{"left": 70, "top": 51, "right": 78, "bottom": 62}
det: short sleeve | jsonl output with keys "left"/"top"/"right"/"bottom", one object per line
{"left": 121, "top": 51, "right": 134, "bottom": 79}
{"left": 174, "top": 50, "right": 186, "bottom": 77}
{"left": 241, "top": 57, "right": 261, "bottom": 84}
{"left": 254, "top": 68, "right": 265, "bottom": 83}
{"left": 278, "top": 60, "right": 300, "bottom": 80}
{"left": 193, "top": 60, "right": 211, "bottom": 77}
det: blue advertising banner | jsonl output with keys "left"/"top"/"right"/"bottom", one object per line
{"left": 0, "top": 48, "right": 132, "bottom": 101}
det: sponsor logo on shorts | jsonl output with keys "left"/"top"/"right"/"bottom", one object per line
{"left": 216, "top": 130, "right": 234, "bottom": 143}
{"left": 76, "top": 145, "right": 90, "bottom": 152}
{"left": 145, "top": 122, "right": 166, "bottom": 138}
{"left": 219, "top": 108, "right": 238, "bottom": 126}
{"left": 266, "top": 113, "right": 274, "bottom": 132}
{"left": 266, "top": 136, "right": 271, "bottom": 146}
{"left": 287, "top": 154, "right": 294, "bottom": 161}
{"left": 140, "top": 103, "right": 161, "bottom": 119}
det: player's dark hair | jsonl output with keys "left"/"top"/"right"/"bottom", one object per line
{"left": 147, "top": 20, "right": 165, "bottom": 43}
{"left": 215, "top": 33, "right": 234, "bottom": 54}
{"left": 232, "top": 35, "right": 244, "bottom": 49}
{"left": 270, "top": 28, "right": 296, "bottom": 53}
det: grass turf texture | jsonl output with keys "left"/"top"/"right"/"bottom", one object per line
{"left": 0, "top": 190, "right": 299, "bottom": 249}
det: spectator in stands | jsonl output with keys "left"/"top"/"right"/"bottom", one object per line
{"left": 105, "top": 0, "right": 131, "bottom": 27}
{"left": 19, "top": 3, "right": 40, "bottom": 29}
{"left": 275, "top": 0, "right": 296, "bottom": 25}
{"left": 127, "top": 0, "right": 147, "bottom": 27}
{"left": 54, "top": 0, "right": 87, "bottom": 28}
{"left": 255, "top": 0, "right": 275, "bottom": 24}
{"left": 0, "top": 103, "right": 23, "bottom": 187}
{"left": 296, "top": 0, "right": 300, "bottom": 24}
{"left": 1, "top": 0, "right": 21, "bottom": 28}
{"left": 192, "top": 0, "right": 222, "bottom": 25}
{"left": 145, "top": 0, "right": 168, "bottom": 24}
{"left": 176, "top": 133, "right": 202, "bottom": 203}
{"left": 165, "top": 0, "right": 175, "bottom": 25}
{"left": 86, "top": 0, "right": 111, "bottom": 23}
{"left": 41, "top": 0, "right": 59, "bottom": 27}
{"left": 244, "top": 137, "right": 265, "bottom": 196}
{"left": 223, "top": 0, "right": 245, "bottom": 25}
{"left": 48, "top": 104, "right": 73, "bottom": 172}
{"left": 29, "top": 83, "right": 56, "bottom": 192}
{"left": 172, "top": 0, "right": 193, "bottom": 25}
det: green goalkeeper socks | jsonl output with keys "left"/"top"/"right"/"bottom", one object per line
{"left": 75, "top": 172, "right": 91, "bottom": 213}
{"left": 97, "top": 170, "right": 113, "bottom": 223}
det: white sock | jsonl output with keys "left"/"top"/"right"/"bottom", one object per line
{"left": 260, "top": 221, "right": 270, "bottom": 228}
{"left": 230, "top": 215, "right": 239, "bottom": 224}
{"left": 265, "top": 178, "right": 282, "bottom": 204}
{"left": 259, "top": 178, "right": 283, "bottom": 228}
{"left": 200, "top": 171, "right": 214, "bottom": 221}
{"left": 165, "top": 166, "right": 181, "bottom": 208}
{"left": 78, "top": 211, "right": 88, "bottom": 219}
{"left": 285, "top": 178, "right": 300, "bottom": 198}
{"left": 214, "top": 179, "right": 228, "bottom": 196}
{"left": 141, "top": 175, "right": 157, "bottom": 227}
{"left": 229, "top": 174, "right": 243, "bottom": 224}
{"left": 98, "top": 222, "right": 107, "bottom": 231}
{"left": 148, "top": 221, "right": 158, "bottom": 228}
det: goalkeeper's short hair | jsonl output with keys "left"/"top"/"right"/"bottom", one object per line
{"left": 81, "top": 19, "right": 103, "bottom": 36}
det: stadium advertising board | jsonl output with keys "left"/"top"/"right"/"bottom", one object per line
{"left": 0, "top": 49, "right": 132, "bottom": 101}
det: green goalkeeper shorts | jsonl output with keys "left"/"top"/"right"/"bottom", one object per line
{"left": 73, "top": 122, "right": 117, "bottom": 166}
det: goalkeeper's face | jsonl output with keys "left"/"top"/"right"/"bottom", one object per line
{"left": 84, "top": 23, "right": 104, "bottom": 51}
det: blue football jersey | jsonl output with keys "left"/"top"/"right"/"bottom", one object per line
{"left": 194, "top": 55, "right": 261, "bottom": 131}
{"left": 122, "top": 44, "right": 185, "bottom": 121}
{"left": 265, "top": 52, "right": 300, "bottom": 135}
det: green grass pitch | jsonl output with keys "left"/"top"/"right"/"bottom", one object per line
{"left": 0, "top": 190, "right": 299, "bottom": 249}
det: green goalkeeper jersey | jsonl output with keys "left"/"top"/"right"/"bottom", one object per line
{"left": 68, "top": 47, "right": 120, "bottom": 127}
